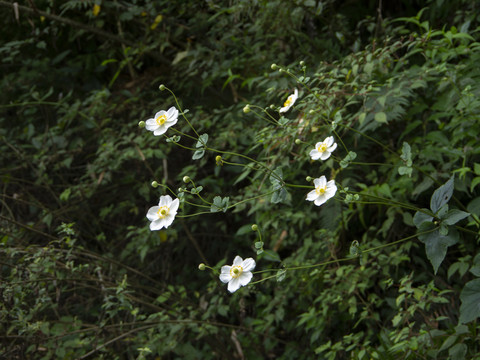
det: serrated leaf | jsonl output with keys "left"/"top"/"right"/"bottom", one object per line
{"left": 413, "top": 210, "right": 433, "bottom": 228}
{"left": 459, "top": 278, "right": 480, "bottom": 323}
{"left": 398, "top": 166, "right": 412, "bottom": 177}
{"left": 400, "top": 142, "right": 412, "bottom": 166}
{"left": 442, "top": 209, "right": 470, "bottom": 225}
{"left": 430, "top": 176, "right": 454, "bottom": 213}
{"left": 419, "top": 228, "right": 459, "bottom": 274}
{"left": 271, "top": 186, "right": 287, "bottom": 204}
{"left": 196, "top": 133, "right": 209, "bottom": 147}
{"left": 210, "top": 196, "right": 229, "bottom": 213}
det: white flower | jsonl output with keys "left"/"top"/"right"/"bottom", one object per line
{"left": 279, "top": 88, "right": 298, "bottom": 113}
{"left": 306, "top": 176, "right": 337, "bottom": 206}
{"left": 309, "top": 136, "right": 337, "bottom": 160}
{"left": 146, "top": 195, "right": 179, "bottom": 230}
{"left": 145, "top": 106, "right": 179, "bottom": 136}
{"left": 219, "top": 256, "right": 256, "bottom": 293}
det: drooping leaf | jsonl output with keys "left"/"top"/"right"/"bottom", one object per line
{"left": 412, "top": 209, "right": 433, "bottom": 228}
{"left": 441, "top": 209, "right": 470, "bottom": 225}
{"left": 418, "top": 227, "right": 459, "bottom": 274}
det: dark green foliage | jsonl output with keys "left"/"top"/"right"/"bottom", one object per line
{"left": 1, "top": 0, "right": 480, "bottom": 359}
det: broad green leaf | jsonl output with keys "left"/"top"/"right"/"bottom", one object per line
{"left": 448, "top": 343, "right": 467, "bottom": 360}
{"left": 442, "top": 209, "right": 470, "bottom": 225}
{"left": 419, "top": 228, "right": 459, "bottom": 274}
{"left": 459, "top": 278, "right": 480, "bottom": 323}
{"left": 430, "top": 176, "right": 454, "bottom": 213}
{"left": 210, "top": 196, "right": 229, "bottom": 213}
{"left": 398, "top": 166, "right": 412, "bottom": 177}
{"left": 271, "top": 186, "right": 287, "bottom": 204}
{"left": 413, "top": 209, "right": 433, "bottom": 228}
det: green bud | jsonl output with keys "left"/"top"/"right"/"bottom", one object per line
{"left": 183, "top": 176, "right": 191, "bottom": 183}
{"left": 278, "top": 68, "right": 283, "bottom": 73}
{"left": 243, "top": 105, "right": 250, "bottom": 113}
{"left": 306, "top": 176, "right": 313, "bottom": 182}
{"left": 269, "top": 104, "right": 275, "bottom": 109}
{"left": 300, "top": 60, "right": 305, "bottom": 67}
{"left": 138, "top": 120, "right": 146, "bottom": 128}
{"left": 295, "top": 139, "right": 302, "bottom": 145}
{"left": 251, "top": 224, "right": 258, "bottom": 231}
{"left": 198, "top": 263, "right": 206, "bottom": 271}
{"left": 309, "top": 109, "right": 315, "bottom": 114}
{"left": 159, "top": 84, "right": 166, "bottom": 91}
{"left": 151, "top": 181, "right": 159, "bottom": 188}
{"left": 271, "top": 63, "right": 278, "bottom": 70}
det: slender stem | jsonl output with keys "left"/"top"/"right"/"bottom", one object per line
{"left": 163, "top": 87, "right": 200, "bottom": 138}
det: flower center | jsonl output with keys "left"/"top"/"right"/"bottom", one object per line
{"left": 157, "top": 206, "right": 169, "bottom": 219}
{"left": 156, "top": 114, "right": 167, "bottom": 126}
{"left": 283, "top": 95, "right": 293, "bottom": 107}
{"left": 230, "top": 265, "right": 243, "bottom": 279}
{"left": 318, "top": 143, "right": 328, "bottom": 153}
{"left": 316, "top": 186, "right": 326, "bottom": 195}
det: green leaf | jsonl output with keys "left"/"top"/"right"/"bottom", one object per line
{"left": 442, "top": 209, "right": 470, "bottom": 225}
{"left": 276, "top": 268, "right": 286, "bottom": 282}
{"left": 270, "top": 168, "right": 287, "bottom": 203}
{"left": 459, "top": 278, "right": 480, "bottom": 323}
{"left": 430, "top": 176, "right": 454, "bottom": 214}
{"left": 412, "top": 209, "right": 433, "bottom": 228}
{"left": 418, "top": 228, "right": 459, "bottom": 274}
{"left": 340, "top": 151, "right": 357, "bottom": 169}
{"left": 400, "top": 142, "right": 412, "bottom": 166}
{"left": 449, "top": 343, "right": 467, "bottom": 360}
{"left": 374, "top": 112, "right": 387, "bottom": 123}
{"left": 210, "top": 196, "right": 229, "bottom": 213}
{"left": 261, "top": 249, "right": 281, "bottom": 262}
{"left": 470, "top": 177, "right": 480, "bottom": 192}
{"left": 398, "top": 166, "right": 413, "bottom": 177}
{"left": 196, "top": 134, "right": 209, "bottom": 148}
{"left": 192, "top": 149, "right": 205, "bottom": 160}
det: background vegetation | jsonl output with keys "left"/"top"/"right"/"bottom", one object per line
{"left": 1, "top": 0, "right": 480, "bottom": 358}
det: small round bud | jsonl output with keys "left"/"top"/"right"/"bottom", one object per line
{"left": 138, "top": 121, "right": 145, "bottom": 128}
{"left": 278, "top": 68, "right": 283, "bottom": 73}
{"left": 183, "top": 176, "right": 191, "bottom": 183}
{"left": 271, "top": 63, "right": 278, "bottom": 70}
{"left": 159, "top": 84, "right": 166, "bottom": 91}
{"left": 295, "top": 139, "right": 302, "bottom": 145}
{"left": 215, "top": 155, "right": 223, "bottom": 166}
{"left": 151, "top": 181, "right": 159, "bottom": 188}
{"left": 306, "top": 176, "right": 313, "bottom": 182}
{"left": 269, "top": 104, "right": 275, "bottom": 109}
{"left": 300, "top": 60, "right": 305, "bottom": 67}
{"left": 251, "top": 224, "right": 258, "bottom": 231}
{"left": 198, "top": 263, "right": 206, "bottom": 271}
{"left": 309, "top": 109, "right": 315, "bottom": 114}
{"left": 243, "top": 105, "right": 250, "bottom": 113}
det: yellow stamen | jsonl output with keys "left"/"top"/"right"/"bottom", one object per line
{"left": 157, "top": 206, "right": 169, "bottom": 219}
{"left": 316, "top": 186, "right": 326, "bottom": 195}
{"left": 156, "top": 114, "right": 167, "bottom": 126}
{"left": 318, "top": 143, "right": 328, "bottom": 153}
{"left": 283, "top": 96, "right": 293, "bottom": 107}
{"left": 230, "top": 265, "right": 243, "bottom": 279}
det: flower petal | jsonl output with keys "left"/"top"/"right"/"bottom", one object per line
{"left": 238, "top": 271, "right": 253, "bottom": 286}
{"left": 169, "top": 198, "right": 180, "bottom": 213}
{"left": 320, "top": 152, "right": 331, "bottom": 160}
{"left": 314, "top": 196, "right": 327, "bottom": 206}
{"left": 233, "top": 256, "right": 243, "bottom": 266}
{"left": 159, "top": 195, "right": 173, "bottom": 207}
{"left": 153, "top": 126, "right": 167, "bottom": 136}
{"left": 309, "top": 149, "right": 320, "bottom": 160}
{"left": 227, "top": 278, "right": 242, "bottom": 293}
{"left": 306, "top": 190, "right": 318, "bottom": 201}
{"left": 146, "top": 206, "right": 159, "bottom": 221}
{"left": 149, "top": 219, "right": 164, "bottom": 231}
{"left": 241, "top": 258, "right": 256, "bottom": 272}
{"left": 327, "top": 143, "right": 337, "bottom": 152}
{"left": 219, "top": 266, "right": 232, "bottom": 283}
{"left": 324, "top": 136, "right": 334, "bottom": 146}
{"left": 154, "top": 110, "right": 166, "bottom": 119}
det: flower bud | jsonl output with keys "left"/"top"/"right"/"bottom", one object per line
{"left": 300, "top": 60, "right": 305, "bottom": 67}
{"left": 269, "top": 104, "right": 275, "bottom": 109}
{"left": 271, "top": 63, "right": 278, "bottom": 70}
{"left": 198, "top": 263, "right": 206, "bottom": 271}
{"left": 251, "top": 224, "right": 258, "bottom": 231}
{"left": 159, "top": 84, "right": 166, "bottom": 91}
{"left": 138, "top": 121, "right": 146, "bottom": 128}
{"left": 183, "top": 176, "right": 191, "bottom": 183}
{"left": 309, "top": 109, "right": 315, "bottom": 114}
{"left": 243, "top": 105, "right": 250, "bottom": 113}
{"left": 215, "top": 155, "right": 223, "bottom": 166}
{"left": 151, "top": 181, "right": 159, "bottom": 188}
{"left": 295, "top": 139, "right": 302, "bottom": 145}
{"left": 306, "top": 176, "right": 313, "bottom": 182}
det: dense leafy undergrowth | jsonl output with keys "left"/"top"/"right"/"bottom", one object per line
{"left": 1, "top": 0, "right": 480, "bottom": 359}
